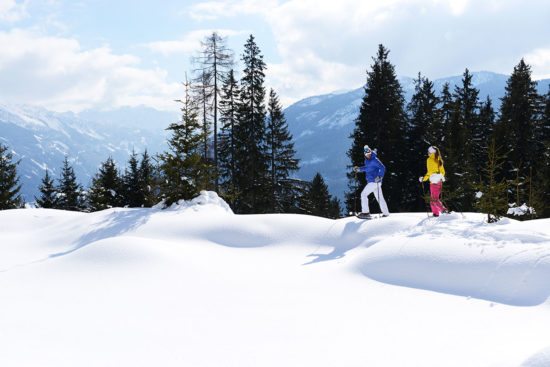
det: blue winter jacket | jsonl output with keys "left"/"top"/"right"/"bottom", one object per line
{"left": 358, "top": 151, "right": 386, "bottom": 183}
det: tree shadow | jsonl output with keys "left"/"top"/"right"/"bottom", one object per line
{"left": 48, "top": 208, "right": 153, "bottom": 259}
{"left": 303, "top": 219, "right": 370, "bottom": 265}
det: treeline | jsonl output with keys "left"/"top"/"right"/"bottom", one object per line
{"left": 0, "top": 33, "right": 341, "bottom": 219}
{"left": 347, "top": 44, "right": 550, "bottom": 219}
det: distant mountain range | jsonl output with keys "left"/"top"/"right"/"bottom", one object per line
{"left": 1, "top": 71, "right": 549, "bottom": 204}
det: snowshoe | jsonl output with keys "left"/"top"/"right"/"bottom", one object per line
{"left": 356, "top": 212, "right": 372, "bottom": 219}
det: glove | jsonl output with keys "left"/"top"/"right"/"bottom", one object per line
{"left": 441, "top": 176, "right": 446, "bottom": 182}
{"left": 353, "top": 166, "right": 360, "bottom": 173}
{"left": 419, "top": 176, "right": 424, "bottom": 183}
{"left": 375, "top": 176, "right": 382, "bottom": 183}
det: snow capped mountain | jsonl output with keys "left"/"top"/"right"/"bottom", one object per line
{"left": 0, "top": 104, "right": 176, "bottom": 202}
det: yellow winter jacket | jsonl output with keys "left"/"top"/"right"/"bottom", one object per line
{"left": 423, "top": 154, "right": 445, "bottom": 182}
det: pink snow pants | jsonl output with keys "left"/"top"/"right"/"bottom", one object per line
{"left": 430, "top": 182, "right": 446, "bottom": 215}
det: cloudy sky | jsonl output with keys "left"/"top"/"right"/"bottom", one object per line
{"left": 1, "top": 0, "right": 550, "bottom": 113}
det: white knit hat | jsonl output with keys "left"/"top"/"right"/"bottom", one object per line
{"left": 428, "top": 146, "right": 436, "bottom": 154}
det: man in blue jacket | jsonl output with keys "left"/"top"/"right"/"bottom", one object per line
{"left": 353, "top": 145, "right": 390, "bottom": 218}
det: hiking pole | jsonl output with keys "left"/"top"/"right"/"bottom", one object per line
{"left": 377, "top": 180, "right": 381, "bottom": 218}
{"left": 354, "top": 172, "right": 358, "bottom": 216}
{"left": 420, "top": 180, "right": 430, "bottom": 218}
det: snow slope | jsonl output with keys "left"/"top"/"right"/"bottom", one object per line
{"left": 1, "top": 191, "right": 549, "bottom": 367}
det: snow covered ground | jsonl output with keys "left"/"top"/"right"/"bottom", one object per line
{"left": 1, "top": 191, "right": 550, "bottom": 367}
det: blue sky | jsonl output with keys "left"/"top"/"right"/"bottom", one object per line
{"left": 1, "top": 0, "right": 550, "bottom": 113}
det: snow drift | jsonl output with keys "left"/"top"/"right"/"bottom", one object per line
{"left": 1, "top": 191, "right": 549, "bottom": 367}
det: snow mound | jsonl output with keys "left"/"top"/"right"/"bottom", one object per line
{"left": 355, "top": 213, "right": 550, "bottom": 306}
{"left": 521, "top": 345, "right": 550, "bottom": 367}
{"left": 155, "top": 191, "right": 233, "bottom": 214}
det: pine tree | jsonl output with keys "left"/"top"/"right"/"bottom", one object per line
{"left": 266, "top": 88, "right": 300, "bottom": 213}
{"left": 494, "top": 59, "right": 541, "bottom": 182}
{"left": 472, "top": 139, "right": 510, "bottom": 223}
{"left": 191, "top": 71, "right": 213, "bottom": 167}
{"left": 443, "top": 69, "right": 480, "bottom": 212}
{"left": 406, "top": 73, "right": 440, "bottom": 211}
{"left": 122, "top": 150, "right": 144, "bottom": 207}
{"left": 233, "top": 35, "right": 269, "bottom": 213}
{"left": 57, "top": 157, "right": 85, "bottom": 211}
{"left": 159, "top": 79, "right": 212, "bottom": 206}
{"left": 533, "top": 86, "right": 550, "bottom": 218}
{"left": 0, "top": 143, "right": 23, "bottom": 209}
{"left": 218, "top": 69, "right": 241, "bottom": 206}
{"left": 192, "top": 32, "right": 234, "bottom": 192}
{"left": 35, "top": 169, "right": 58, "bottom": 208}
{"left": 475, "top": 96, "right": 497, "bottom": 176}
{"left": 307, "top": 173, "right": 340, "bottom": 218}
{"left": 346, "top": 44, "right": 408, "bottom": 213}
{"left": 88, "top": 157, "right": 124, "bottom": 211}
{"left": 139, "top": 149, "right": 156, "bottom": 207}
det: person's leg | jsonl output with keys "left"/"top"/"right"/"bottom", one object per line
{"left": 360, "top": 182, "right": 375, "bottom": 213}
{"left": 430, "top": 183, "right": 443, "bottom": 215}
{"left": 373, "top": 183, "right": 390, "bottom": 215}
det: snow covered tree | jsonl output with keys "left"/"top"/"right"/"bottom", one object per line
{"left": 56, "top": 157, "right": 85, "bottom": 211}
{"left": 88, "top": 157, "right": 124, "bottom": 211}
{"left": 266, "top": 88, "right": 300, "bottom": 213}
{"left": 233, "top": 35, "right": 270, "bottom": 213}
{"left": 35, "top": 169, "right": 58, "bottom": 208}
{"left": 346, "top": 44, "right": 408, "bottom": 213}
{"left": 218, "top": 69, "right": 241, "bottom": 206}
{"left": 159, "top": 79, "right": 212, "bottom": 206}
{"left": 0, "top": 143, "right": 23, "bottom": 209}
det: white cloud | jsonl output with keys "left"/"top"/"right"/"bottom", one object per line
{"left": 0, "top": 29, "right": 184, "bottom": 112}
{"left": 191, "top": 0, "right": 550, "bottom": 106}
{"left": 0, "top": 0, "right": 28, "bottom": 23}
{"left": 525, "top": 48, "right": 550, "bottom": 80}
{"left": 187, "top": 0, "right": 278, "bottom": 21}
{"left": 144, "top": 29, "right": 244, "bottom": 56}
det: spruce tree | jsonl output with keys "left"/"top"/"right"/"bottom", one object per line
{"left": 159, "top": 79, "right": 212, "bottom": 206}
{"left": 406, "top": 73, "right": 440, "bottom": 211}
{"left": 88, "top": 157, "right": 124, "bottom": 211}
{"left": 307, "top": 173, "right": 341, "bottom": 218}
{"left": 57, "top": 157, "right": 85, "bottom": 211}
{"left": 0, "top": 143, "right": 23, "bottom": 209}
{"left": 346, "top": 44, "right": 407, "bottom": 213}
{"left": 475, "top": 96, "right": 497, "bottom": 176}
{"left": 442, "top": 69, "right": 480, "bottom": 212}
{"left": 233, "top": 35, "right": 269, "bottom": 213}
{"left": 494, "top": 59, "right": 541, "bottom": 181}
{"left": 218, "top": 69, "right": 241, "bottom": 206}
{"left": 122, "top": 150, "right": 144, "bottom": 207}
{"left": 534, "top": 87, "right": 550, "bottom": 217}
{"left": 35, "top": 169, "right": 58, "bottom": 208}
{"left": 266, "top": 88, "right": 300, "bottom": 213}
{"left": 139, "top": 149, "right": 155, "bottom": 207}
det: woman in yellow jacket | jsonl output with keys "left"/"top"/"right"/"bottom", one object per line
{"left": 419, "top": 146, "right": 446, "bottom": 217}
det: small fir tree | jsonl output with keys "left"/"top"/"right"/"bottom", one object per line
{"left": 35, "top": 169, "right": 58, "bottom": 208}
{"left": 472, "top": 139, "right": 510, "bottom": 223}
{"left": 88, "top": 157, "right": 124, "bottom": 211}
{"left": 57, "top": 157, "right": 85, "bottom": 211}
